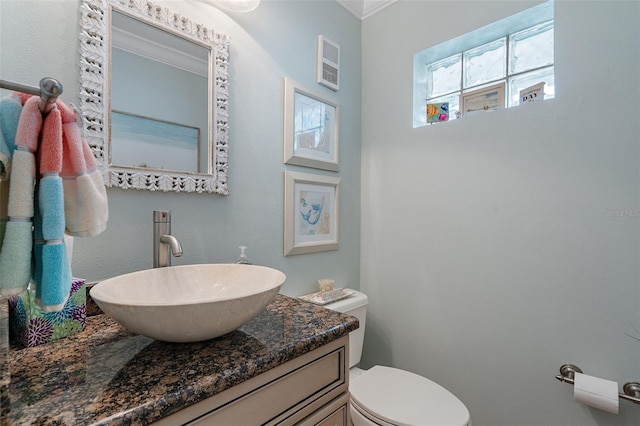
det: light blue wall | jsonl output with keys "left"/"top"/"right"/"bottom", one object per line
{"left": 0, "top": 0, "right": 362, "bottom": 297}
{"left": 361, "top": 1, "right": 640, "bottom": 425}
{"left": 3, "top": 1, "right": 639, "bottom": 425}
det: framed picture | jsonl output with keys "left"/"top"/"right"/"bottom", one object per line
{"left": 459, "top": 82, "right": 506, "bottom": 116}
{"left": 110, "top": 110, "right": 200, "bottom": 172}
{"left": 519, "top": 82, "right": 545, "bottom": 104}
{"left": 317, "top": 35, "right": 340, "bottom": 91}
{"left": 284, "top": 171, "right": 340, "bottom": 256}
{"left": 284, "top": 77, "right": 339, "bottom": 171}
{"left": 426, "top": 102, "right": 449, "bottom": 123}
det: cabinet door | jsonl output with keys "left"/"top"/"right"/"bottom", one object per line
{"left": 297, "top": 393, "right": 350, "bottom": 426}
{"left": 316, "top": 405, "right": 347, "bottom": 426}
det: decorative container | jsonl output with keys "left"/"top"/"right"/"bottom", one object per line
{"left": 8, "top": 278, "right": 86, "bottom": 347}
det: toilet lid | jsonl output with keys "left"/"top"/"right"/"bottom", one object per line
{"left": 350, "top": 366, "right": 470, "bottom": 426}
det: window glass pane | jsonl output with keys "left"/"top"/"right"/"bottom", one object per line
{"left": 464, "top": 38, "right": 506, "bottom": 88}
{"left": 508, "top": 66, "right": 555, "bottom": 107}
{"left": 510, "top": 21, "right": 554, "bottom": 74}
{"left": 427, "top": 54, "right": 461, "bottom": 98}
{"left": 427, "top": 93, "right": 460, "bottom": 121}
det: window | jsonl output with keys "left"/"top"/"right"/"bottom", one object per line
{"left": 413, "top": 1, "right": 555, "bottom": 127}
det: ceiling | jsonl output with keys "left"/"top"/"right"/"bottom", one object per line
{"left": 336, "top": 0, "right": 398, "bottom": 20}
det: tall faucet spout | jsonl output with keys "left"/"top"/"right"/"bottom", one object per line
{"left": 160, "top": 234, "right": 183, "bottom": 257}
{"left": 153, "top": 210, "right": 183, "bottom": 268}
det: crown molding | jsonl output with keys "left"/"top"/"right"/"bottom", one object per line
{"left": 112, "top": 26, "right": 208, "bottom": 77}
{"left": 336, "top": 0, "right": 398, "bottom": 20}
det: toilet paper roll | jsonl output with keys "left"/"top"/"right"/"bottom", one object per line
{"left": 574, "top": 372, "right": 619, "bottom": 414}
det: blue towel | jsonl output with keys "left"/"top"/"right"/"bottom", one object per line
{"left": 37, "top": 242, "right": 71, "bottom": 312}
{"left": 32, "top": 239, "right": 43, "bottom": 295}
{"left": 33, "top": 175, "right": 71, "bottom": 312}
{"left": 26, "top": 101, "right": 72, "bottom": 312}
{"left": 38, "top": 176, "right": 65, "bottom": 240}
{"left": 0, "top": 96, "right": 35, "bottom": 297}
{"left": 0, "top": 220, "right": 32, "bottom": 295}
{"left": 0, "top": 94, "right": 22, "bottom": 179}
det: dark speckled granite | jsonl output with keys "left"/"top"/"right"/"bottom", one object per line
{"left": 2, "top": 295, "right": 358, "bottom": 425}
{"left": 84, "top": 283, "right": 103, "bottom": 317}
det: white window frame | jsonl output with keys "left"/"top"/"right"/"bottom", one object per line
{"left": 413, "top": 0, "right": 555, "bottom": 128}
{"left": 427, "top": 22, "right": 554, "bottom": 118}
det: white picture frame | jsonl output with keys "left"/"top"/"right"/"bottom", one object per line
{"left": 284, "top": 171, "right": 340, "bottom": 256}
{"left": 459, "top": 82, "right": 506, "bottom": 116}
{"left": 284, "top": 78, "right": 339, "bottom": 171}
{"left": 519, "top": 82, "right": 546, "bottom": 104}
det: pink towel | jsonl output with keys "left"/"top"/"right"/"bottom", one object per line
{"left": 0, "top": 93, "right": 108, "bottom": 310}
{"left": 38, "top": 106, "right": 63, "bottom": 174}
{"left": 0, "top": 96, "right": 41, "bottom": 296}
{"left": 58, "top": 101, "right": 108, "bottom": 237}
{"left": 34, "top": 105, "right": 71, "bottom": 311}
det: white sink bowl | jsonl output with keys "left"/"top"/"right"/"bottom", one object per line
{"left": 90, "top": 264, "right": 286, "bottom": 342}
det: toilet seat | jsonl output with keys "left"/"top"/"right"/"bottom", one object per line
{"left": 350, "top": 398, "right": 396, "bottom": 426}
{"left": 349, "top": 366, "right": 470, "bottom": 426}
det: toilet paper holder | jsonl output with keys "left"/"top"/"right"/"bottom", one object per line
{"left": 556, "top": 364, "right": 640, "bottom": 405}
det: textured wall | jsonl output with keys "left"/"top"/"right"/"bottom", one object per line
{"left": 361, "top": 1, "right": 640, "bottom": 425}
{"left": 0, "top": 0, "right": 362, "bottom": 297}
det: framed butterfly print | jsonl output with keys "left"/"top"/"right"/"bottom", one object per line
{"left": 284, "top": 171, "right": 340, "bottom": 256}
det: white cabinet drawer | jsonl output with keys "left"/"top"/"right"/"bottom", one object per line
{"left": 190, "top": 346, "right": 344, "bottom": 424}
{"left": 157, "top": 336, "right": 349, "bottom": 425}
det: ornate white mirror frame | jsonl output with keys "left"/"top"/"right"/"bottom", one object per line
{"left": 78, "top": 0, "right": 230, "bottom": 194}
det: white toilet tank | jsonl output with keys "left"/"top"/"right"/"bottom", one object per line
{"left": 324, "top": 289, "right": 367, "bottom": 368}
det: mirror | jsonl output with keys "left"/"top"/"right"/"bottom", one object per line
{"left": 79, "top": 0, "right": 230, "bottom": 194}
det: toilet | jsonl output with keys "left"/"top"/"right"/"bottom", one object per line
{"left": 325, "top": 289, "right": 471, "bottom": 426}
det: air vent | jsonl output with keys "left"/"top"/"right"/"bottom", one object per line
{"left": 317, "top": 35, "right": 340, "bottom": 91}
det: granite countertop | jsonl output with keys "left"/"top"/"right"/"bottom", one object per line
{"left": 2, "top": 295, "right": 358, "bottom": 425}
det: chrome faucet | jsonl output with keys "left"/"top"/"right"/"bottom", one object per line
{"left": 153, "top": 210, "right": 183, "bottom": 268}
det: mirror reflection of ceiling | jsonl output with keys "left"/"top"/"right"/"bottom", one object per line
{"left": 112, "top": 11, "right": 208, "bottom": 77}
{"left": 336, "top": 0, "right": 398, "bottom": 20}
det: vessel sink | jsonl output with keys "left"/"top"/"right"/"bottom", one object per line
{"left": 89, "top": 264, "right": 286, "bottom": 342}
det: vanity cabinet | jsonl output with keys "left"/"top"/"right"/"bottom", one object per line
{"left": 155, "top": 336, "right": 350, "bottom": 425}
{"left": 5, "top": 296, "right": 358, "bottom": 425}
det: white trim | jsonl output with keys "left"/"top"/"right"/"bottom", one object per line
{"left": 284, "top": 171, "right": 340, "bottom": 256}
{"left": 112, "top": 26, "right": 207, "bottom": 77}
{"left": 283, "top": 77, "right": 340, "bottom": 171}
{"left": 336, "top": 0, "right": 398, "bottom": 20}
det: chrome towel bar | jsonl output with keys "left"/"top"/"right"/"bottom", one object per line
{"left": 556, "top": 364, "right": 640, "bottom": 405}
{"left": 0, "top": 77, "right": 63, "bottom": 114}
